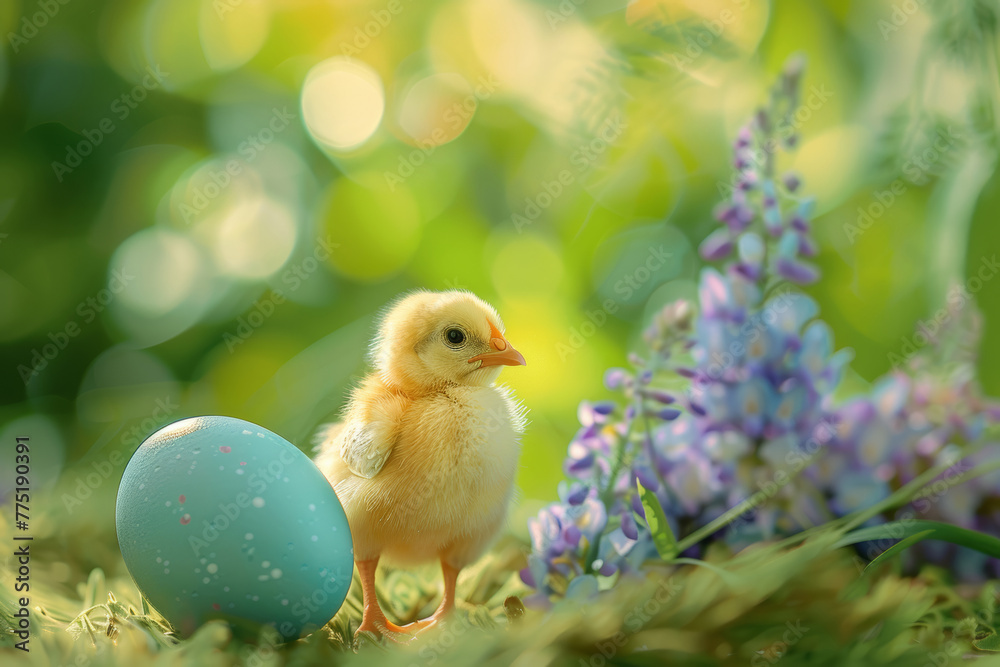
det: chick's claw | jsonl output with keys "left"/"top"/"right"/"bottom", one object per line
{"left": 399, "top": 611, "right": 451, "bottom": 635}
{"left": 398, "top": 618, "right": 433, "bottom": 633}
{"left": 353, "top": 618, "right": 417, "bottom": 646}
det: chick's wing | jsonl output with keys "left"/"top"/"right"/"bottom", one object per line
{"left": 339, "top": 421, "right": 397, "bottom": 478}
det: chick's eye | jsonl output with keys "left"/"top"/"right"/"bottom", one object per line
{"left": 445, "top": 328, "right": 466, "bottom": 346}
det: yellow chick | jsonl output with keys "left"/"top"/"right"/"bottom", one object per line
{"left": 313, "top": 290, "right": 527, "bottom": 639}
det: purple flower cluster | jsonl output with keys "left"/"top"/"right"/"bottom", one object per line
{"left": 523, "top": 56, "right": 1000, "bottom": 599}
{"left": 817, "top": 313, "right": 1000, "bottom": 576}
{"left": 523, "top": 57, "right": 849, "bottom": 598}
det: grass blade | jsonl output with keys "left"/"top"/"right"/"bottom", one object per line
{"left": 636, "top": 479, "right": 679, "bottom": 560}
{"left": 836, "top": 520, "right": 1000, "bottom": 560}
{"left": 863, "top": 529, "right": 935, "bottom": 575}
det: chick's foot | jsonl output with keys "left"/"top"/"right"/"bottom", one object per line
{"left": 354, "top": 557, "right": 418, "bottom": 644}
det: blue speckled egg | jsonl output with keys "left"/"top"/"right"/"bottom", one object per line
{"left": 115, "top": 416, "right": 353, "bottom": 641}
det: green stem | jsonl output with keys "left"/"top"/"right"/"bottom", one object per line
{"left": 583, "top": 395, "right": 642, "bottom": 574}
{"left": 672, "top": 450, "right": 1000, "bottom": 560}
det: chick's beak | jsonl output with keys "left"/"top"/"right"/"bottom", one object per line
{"left": 468, "top": 320, "right": 526, "bottom": 367}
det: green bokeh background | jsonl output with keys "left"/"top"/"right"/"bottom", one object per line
{"left": 1, "top": 0, "right": 999, "bottom": 583}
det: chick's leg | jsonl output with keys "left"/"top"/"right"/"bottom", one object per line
{"left": 435, "top": 560, "right": 460, "bottom": 618}
{"left": 354, "top": 558, "right": 410, "bottom": 640}
{"left": 401, "top": 560, "right": 460, "bottom": 632}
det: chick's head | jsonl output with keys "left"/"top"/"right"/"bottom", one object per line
{"left": 372, "top": 290, "right": 526, "bottom": 391}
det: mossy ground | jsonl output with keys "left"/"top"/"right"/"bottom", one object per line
{"left": 4, "top": 514, "right": 1000, "bottom": 667}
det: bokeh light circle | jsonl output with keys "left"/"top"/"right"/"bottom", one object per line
{"left": 302, "top": 57, "right": 385, "bottom": 152}
{"left": 76, "top": 346, "right": 181, "bottom": 424}
{"left": 169, "top": 157, "right": 264, "bottom": 229}
{"left": 113, "top": 228, "right": 205, "bottom": 318}
{"left": 212, "top": 196, "right": 298, "bottom": 280}
{"left": 398, "top": 73, "right": 476, "bottom": 146}
{"left": 108, "top": 228, "right": 216, "bottom": 346}
{"left": 198, "top": 0, "right": 271, "bottom": 73}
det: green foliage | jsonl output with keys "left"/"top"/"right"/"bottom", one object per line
{"left": 4, "top": 527, "right": 997, "bottom": 666}
{"left": 837, "top": 521, "right": 1000, "bottom": 563}
{"left": 636, "top": 479, "right": 678, "bottom": 561}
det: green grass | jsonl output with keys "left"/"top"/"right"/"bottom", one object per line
{"left": 4, "top": 518, "right": 1000, "bottom": 667}
{"left": 6, "top": 455, "right": 1000, "bottom": 665}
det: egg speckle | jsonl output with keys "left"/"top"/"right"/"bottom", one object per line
{"left": 116, "top": 416, "right": 353, "bottom": 641}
